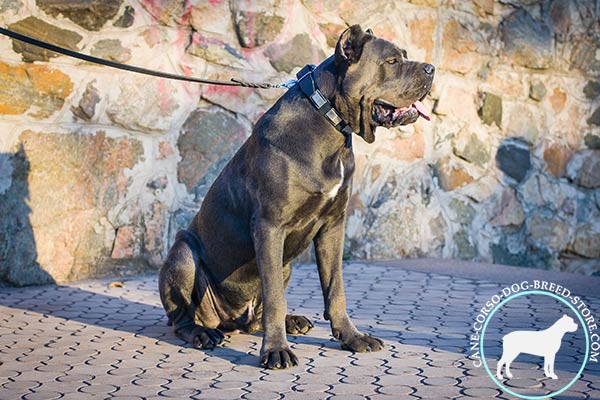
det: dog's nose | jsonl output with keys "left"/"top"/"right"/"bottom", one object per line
{"left": 423, "top": 63, "right": 435, "bottom": 75}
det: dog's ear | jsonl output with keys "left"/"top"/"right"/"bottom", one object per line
{"left": 359, "top": 97, "right": 375, "bottom": 143}
{"left": 335, "top": 25, "right": 372, "bottom": 66}
{"left": 366, "top": 28, "right": 374, "bottom": 35}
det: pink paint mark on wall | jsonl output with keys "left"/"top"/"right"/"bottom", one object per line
{"left": 157, "top": 78, "right": 175, "bottom": 114}
{"left": 315, "top": 0, "right": 324, "bottom": 14}
{"left": 246, "top": 12, "right": 255, "bottom": 48}
{"left": 180, "top": 0, "right": 193, "bottom": 25}
{"left": 181, "top": 64, "right": 192, "bottom": 77}
{"left": 205, "top": 84, "right": 244, "bottom": 97}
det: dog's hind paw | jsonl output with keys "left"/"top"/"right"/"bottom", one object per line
{"left": 191, "top": 326, "right": 225, "bottom": 350}
{"left": 285, "top": 315, "right": 314, "bottom": 335}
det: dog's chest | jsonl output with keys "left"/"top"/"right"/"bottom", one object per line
{"left": 326, "top": 162, "right": 345, "bottom": 199}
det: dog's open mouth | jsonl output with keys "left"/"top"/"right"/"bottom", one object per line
{"left": 372, "top": 98, "right": 431, "bottom": 127}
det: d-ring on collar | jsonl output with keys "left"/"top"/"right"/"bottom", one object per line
{"left": 296, "top": 64, "right": 353, "bottom": 148}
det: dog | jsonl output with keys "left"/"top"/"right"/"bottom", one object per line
{"left": 496, "top": 314, "right": 578, "bottom": 380}
{"left": 159, "top": 25, "right": 434, "bottom": 369}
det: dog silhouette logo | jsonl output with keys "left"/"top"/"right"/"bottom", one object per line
{"left": 496, "top": 314, "right": 578, "bottom": 380}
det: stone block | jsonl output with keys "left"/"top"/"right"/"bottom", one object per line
{"left": 113, "top": 5, "right": 135, "bottom": 28}
{"left": 378, "top": 130, "right": 425, "bottom": 161}
{"left": 189, "top": 0, "right": 233, "bottom": 39}
{"left": 407, "top": 15, "right": 435, "bottom": 63}
{"left": 527, "top": 215, "right": 569, "bottom": 251}
{"left": 434, "top": 157, "right": 475, "bottom": 191}
{"left": 440, "top": 19, "right": 488, "bottom": 74}
{"left": 489, "top": 188, "right": 525, "bottom": 228}
{"left": 71, "top": 81, "right": 100, "bottom": 121}
{"left": 139, "top": 0, "right": 188, "bottom": 26}
{"left": 583, "top": 81, "right": 600, "bottom": 100}
{"left": 188, "top": 34, "right": 248, "bottom": 69}
{"left": 496, "top": 139, "right": 531, "bottom": 184}
{"left": 177, "top": 109, "right": 250, "bottom": 198}
{"left": 0, "top": 130, "right": 144, "bottom": 285}
{"left": 529, "top": 81, "right": 547, "bottom": 101}
{"left": 452, "top": 130, "right": 490, "bottom": 167}
{"left": 234, "top": 11, "right": 284, "bottom": 48}
{"left": 568, "top": 225, "right": 600, "bottom": 259}
{"left": 569, "top": 33, "right": 600, "bottom": 76}
{"left": 549, "top": 87, "right": 567, "bottom": 114}
{"left": 478, "top": 92, "right": 502, "bottom": 128}
{"left": 265, "top": 34, "right": 326, "bottom": 73}
{"left": 584, "top": 134, "right": 600, "bottom": 150}
{"left": 8, "top": 16, "right": 82, "bottom": 62}
{"left": 90, "top": 39, "right": 131, "bottom": 63}
{"left": 588, "top": 107, "right": 600, "bottom": 126}
{"left": 319, "top": 23, "right": 346, "bottom": 48}
{"left": 566, "top": 150, "right": 600, "bottom": 189}
{"left": 0, "top": 61, "right": 73, "bottom": 119}
{"left": 106, "top": 75, "right": 183, "bottom": 133}
{"left": 111, "top": 225, "right": 137, "bottom": 259}
{"left": 434, "top": 86, "right": 479, "bottom": 123}
{"left": 543, "top": 143, "right": 572, "bottom": 178}
{"left": 500, "top": 9, "right": 553, "bottom": 69}
{"left": 36, "top": 0, "right": 123, "bottom": 31}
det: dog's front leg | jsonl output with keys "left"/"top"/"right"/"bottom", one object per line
{"left": 314, "top": 221, "right": 384, "bottom": 352}
{"left": 252, "top": 219, "right": 298, "bottom": 369}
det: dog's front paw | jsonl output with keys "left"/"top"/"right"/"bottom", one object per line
{"left": 260, "top": 347, "right": 299, "bottom": 369}
{"left": 191, "top": 327, "right": 225, "bottom": 350}
{"left": 546, "top": 373, "right": 558, "bottom": 380}
{"left": 285, "top": 315, "right": 314, "bottom": 335}
{"left": 340, "top": 333, "right": 384, "bottom": 352}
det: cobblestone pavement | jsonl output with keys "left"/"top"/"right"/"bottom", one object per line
{"left": 1, "top": 261, "right": 598, "bottom": 399}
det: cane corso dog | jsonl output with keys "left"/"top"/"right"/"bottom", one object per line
{"left": 159, "top": 25, "right": 434, "bottom": 369}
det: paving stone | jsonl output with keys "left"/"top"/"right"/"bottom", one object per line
{"left": 79, "top": 383, "right": 119, "bottom": 394}
{"left": 159, "top": 388, "right": 201, "bottom": 397}
{"left": 22, "top": 391, "right": 63, "bottom": 400}
{"left": 3, "top": 380, "right": 42, "bottom": 390}
{"left": 243, "top": 391, "right": 282, "bottom": 400}
{"left": 504, "top": 378, "right": 543, "bottom": 389}
{"left": 414, "top": 385, "right": 463, "bottom": 398}
{"left": 212, "top": 380, "right": 251, "bottom": 390}
{"left": 293, "top": 383, "right": 331, "bottom": 392}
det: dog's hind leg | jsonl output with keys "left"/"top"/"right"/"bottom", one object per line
{"left": 281, "top": 262, "right": 314, "bottom": 335}
{"left": 504, "top": 352, "right": 518, "bottom": 379}
{"left": 159, "top": 231, "right": 225, "bottom": 350}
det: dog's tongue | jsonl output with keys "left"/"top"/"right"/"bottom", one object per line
{"left": 412, "top": 100, "right": 430, "bottom": 121}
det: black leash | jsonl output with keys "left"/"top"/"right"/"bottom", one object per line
{"left": 0, "top": 27, "right": 293, "bottom": 89}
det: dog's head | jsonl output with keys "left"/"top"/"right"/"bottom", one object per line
{"left": 560, "top": 315, "right": 578, "bottom": 333}
{"left": 334, "top": 25, "right": 435, "bottom": 143}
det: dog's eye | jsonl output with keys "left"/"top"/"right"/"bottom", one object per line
{"left": 386, "top": 58, "right": 398, "bottom": 65}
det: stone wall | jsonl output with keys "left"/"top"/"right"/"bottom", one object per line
{"left": 0, "top": 0, "right": 599, "bottom": 285}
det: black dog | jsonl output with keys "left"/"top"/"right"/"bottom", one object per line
{"left": 159, "top": 25, "right": 434, "bottom": 369}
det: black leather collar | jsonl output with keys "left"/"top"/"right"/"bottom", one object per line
{"left": 296, "top": 64, "right": 353, "bottom": 148}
